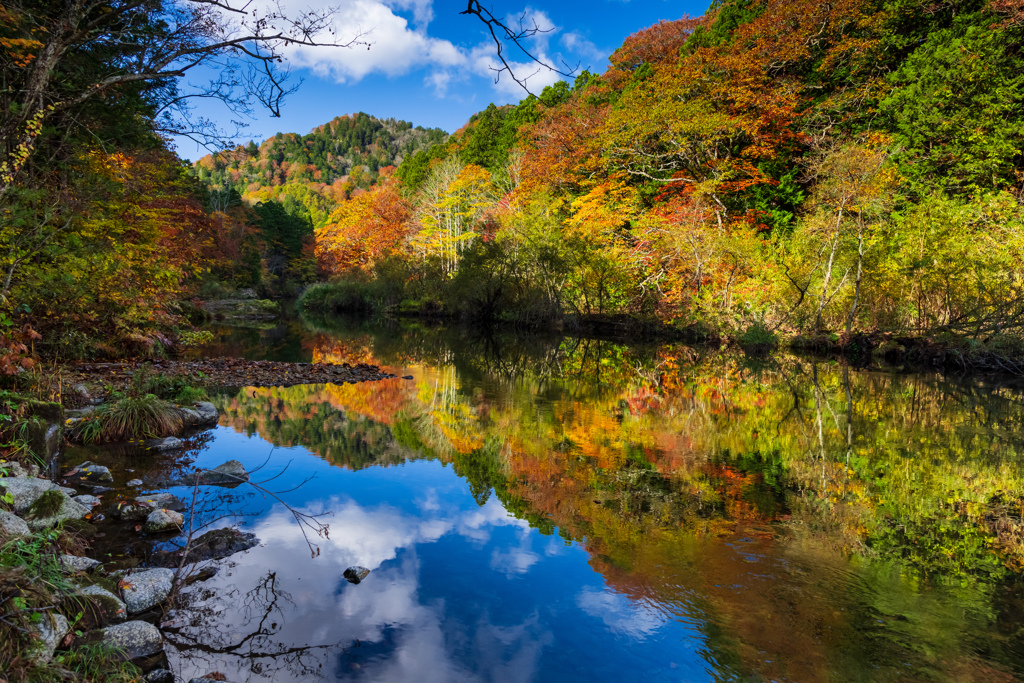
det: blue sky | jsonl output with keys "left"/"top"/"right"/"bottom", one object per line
{"left": 173, "top": 1, "right": 711, "bottom": 160}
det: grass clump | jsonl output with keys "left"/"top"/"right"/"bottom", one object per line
{"left": 130, "top": 363, "right": 208, "bottom": 403}
{"left": 74, "top": 394, "right": 182, "bottom": 444}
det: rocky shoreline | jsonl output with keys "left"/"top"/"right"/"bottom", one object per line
{"left": 1, "top": 360, "right": 397, "bottom": 681}
{"left": 63, "top": 357, "right": 397, "bottom": 392}
{"left": 0, "top": 401, "right": 265, "bottom": 681}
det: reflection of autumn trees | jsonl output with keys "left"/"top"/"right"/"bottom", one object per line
{"left": 210, "top": 328, "right": 1024, "bottom": 681}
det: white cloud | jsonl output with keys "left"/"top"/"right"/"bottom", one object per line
{"left": 258, "top": 0, "right": 465, "bottom": 83}
{"left": 560, "top": 31, "right": 606, "bottom": 65}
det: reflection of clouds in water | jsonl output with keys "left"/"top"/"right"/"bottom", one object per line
{"left": 171, "top": 495, "right": 556, "bottom": 681}
{"left": 417, "top": 487, "right": 442, "bottom": 512}
{"left": 457, "top": 498, "right": 530, "bottom": 544}
{"left": 576, "top": 587, "right": 667, "bottom": 640}
{"left": 490, "top": 534, "right": 540, "bottom": 576}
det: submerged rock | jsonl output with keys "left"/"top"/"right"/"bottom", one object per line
{"left": 146, "top": 670, "right": 175, "bottom": 683}
{"left": 59, "top": 554, "right": 100, "bottom": 573}
{"left": 0, "top": 509, "right": 29, "bottom": 537}
{"left": 343, "top": 566, "right": 370, "bottom": 584}
{"left": 81, "top": 584, "right": 127, "bottom": 625}
{"left": 144, "top": 437, "right": 183, "bottom": 452}
{"left": 73, "top": 494, "right": 101, "bottom": 508}
{"left": 143, "top": 508, "right": 184, "bottom": 534}
{"left": 101, "top": 620, "right": 163, "bottom": 659}
{"left": 28, "top": 613, "right": 69, "bottom": 664}
{"left": 152, "top": 527, "right": 259, "bottom": 566}
{"left": 65, "top": 461, "right": 113, "bottom": 484}
{"left": 126, "top": 479, "right": 143, "bottom": 487}
{"left": 175, "top": 460, "right": 249, "bottom": 487}
{"left": 115, "top": 493, "right": 186, "bottom": 520}
{"left": 119, "top": 568, "right": 174, "bottom": 614}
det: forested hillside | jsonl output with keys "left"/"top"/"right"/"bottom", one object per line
{"left": 305, "top": 0, "right": 1024, "bottom": 357}
{"left": 194, "top": 113, "right": 447, "bottom": 228}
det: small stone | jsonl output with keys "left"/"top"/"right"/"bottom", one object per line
{"left": 120, "top": 568, "right": 175, "bottom": 614}
{"left": 145, "top": 437, "right": 183, "bottom": 452}
{"left": 143, "top": 508, "right": 184, "bottom": 534}
{"left": 101, "top": 620, "right": 163, "bottom": 659}
{"left": 189, "top": 675, "right": 232, "bottom": 683}
{"left": 146, "top": 670, "right": 175, "bottom": 683}
{"left": 28, "top": 613, "right": 69, "bottom": 664}
{"left": 343, "top": 566, "right": 370, "bottom": 584}
{"left": 0, "top": 509, "right": 29, "bottom": 537}
{"left": 89, "top": 485, "right": 114, "bottom": 494}
{"left": 403, "top": 375, "right": 414, "bottom": 380}
{"left": 72, "top": 494, "right": 101, "bottom": 507}
{"left": 81, "top": 585, "right": 127, "bottom": 625}
{"left": 59, "top": 554, "right": 100, "bottom": 572}
{"left": 126, "top": 479, "right": 143, "bottom": 487}
{"left": 1, "top": 460, "right": 40, "bottom": 478}
{"left": 74, "top": 383, "right": 91, "bottom": 398}
{"left": 66, "top": 461, "right": 114, "bottom": 484}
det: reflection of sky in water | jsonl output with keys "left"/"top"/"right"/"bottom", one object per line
{"left": 164, "top": 426, "right": 716, "bottom": 683}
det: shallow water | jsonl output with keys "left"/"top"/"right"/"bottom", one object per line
{"left": 68, "top": 317, "right": 1024, "bottom": 682}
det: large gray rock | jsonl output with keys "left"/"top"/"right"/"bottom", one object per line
{"left": 101, "top": 620, "right": 163, "bottom": 659}
{"left": 82, "top": 585, "right": 127, "bottom": 625}
{"left": 0, "top": 509, "right": 29, "bottom": 537}
{"left": 27, "top": 493, "right": 90, "bottom": 531}
{"left": 192, "top": 402, "right": 219, "bottom": 425}
{"left": 176, "top": 460, "right": 249, "bottom": 487}
{"left": 65, "top": 461, "right": 113, "bottom": 484}
{"left": 0, "top": 476, "right": 60, "bottom": 513}
{"left": 120, "top": 568, "right": 175, "bottom": 613}
{"left": 143, "top": 508, "right": 184, "bottom": 534}
{"left": 189, "top": 676, "right": 233, "bottom": 683}
{"left": 59, "top": 554, "right": 100, "bottom": 573}
{"left": 27, "top": 613, "right": 69, "bottom": 665}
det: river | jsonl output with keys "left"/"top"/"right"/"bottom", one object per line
{"left": 66, "top": 314, "right": 1024, "bottom": 682}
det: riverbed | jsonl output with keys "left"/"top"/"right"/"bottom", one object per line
{"left": 65, "top": 315, "right": 1024, "bottom": 682}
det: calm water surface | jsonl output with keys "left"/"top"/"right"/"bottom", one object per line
{"left": 71, "top": 316, "right": 1024, "bottom": 682}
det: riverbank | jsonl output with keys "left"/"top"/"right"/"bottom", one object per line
{"left": 0, "top": 358, "right": 395, "bottom": 682}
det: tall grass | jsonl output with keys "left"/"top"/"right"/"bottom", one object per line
{"left": 75, "top": 394, "right": 182, "bottom": 444}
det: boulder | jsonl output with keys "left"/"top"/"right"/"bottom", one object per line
{"left": 0, "top": 476, "right": 62, "bottom": 513}
{"left": 192, "top": 401, "right": 219, "bottom": 425}
{"left": 25, "top": 418, "right": 63, "bottom": 461}
{"left": 65, "top": 461, "right": 113, "bottom": 484}
{"left": 81, "top": 585, "right": 127, "bottom": 625}
{"left": 101, "top": 620, "right": 163, "bottom": 659}
{"left": 152, "top": 527, "right": 258, "bottom": 566}
{"left": 0, "top": 509, "right": 29, "bottom": 537}
{"left": 59, "top": 554, "right": 100, "bottom": 573}
{"left": 27, "top": 613, "right": 70, "bottom": 665}
{"left": 343, "top": 566, "right": 370, "bottom": 585}
{"left": 26, "top": 491, "right": 90, "bottom": 531}
{"left": 119, "top": 568, "right": 175, "bottom": 614}
{"left": 143, "top": 508, "right": 184, "bottom": 534}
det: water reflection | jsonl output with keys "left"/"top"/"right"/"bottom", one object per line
{"left": 166, "top": 318, "right": 1024, "bottom": 680}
